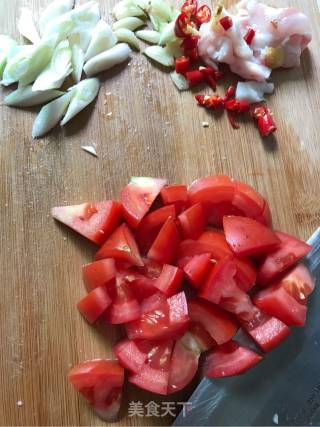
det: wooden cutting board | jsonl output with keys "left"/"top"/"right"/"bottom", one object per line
{"left": 0, "top": 0, "right": 319, "bottom": 425}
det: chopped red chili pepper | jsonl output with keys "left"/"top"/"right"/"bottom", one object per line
{"left": 219, "top": 16, "right": 233, "bottom": 31}
{"left": 195, "top": 94, "right": 224, "bottom": 110}
{"left": 185, "top": 48, "right": 199, "bottom": 62}
{"left": 244, "top": 27, "right": 255, "bottom": 45}
{"left": 175, "top": 13, "right": 193, "bottom": 38}
{"left": 227, "top": 111, "right": 240, "bottom": 129}
{"left": 181, "top": 1, "right": 197, "bottom": 18}
{"left": 181, "top": 35, "right": 199, "bottom": 50}
{"left": 185, "top": 70, "right": 205, "bottom": 87}
{"left": 205, "top": 74, "right": 217, "bottom": 90}
{"left": 225, "top": 99, "right": 250, "bottom": 114}
{"left": 214, "top": 70, "right": 224, "bottom": 80}
{"left": 196, "top": 5, "right": 212, "bottom": 27}
{"left": 199, "top": 66, "right": 215, "bottom": 77}
{"left": 224, "top": 85, "right": 236, "bottom": 101}
{"left": 252, "top": 105, "right": 277, "bottom": 137}
{"left": 175, "top": 56, "right": 191, "bottom": 74}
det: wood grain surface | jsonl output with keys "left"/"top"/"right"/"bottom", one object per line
{"left": 0, "top": 0, "right": 319, "bottom": 425}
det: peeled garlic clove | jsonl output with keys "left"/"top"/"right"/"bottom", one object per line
{"left": 61, "top": 78, "right": 100, "bottom": 125}
{"left": 0, "top": 35, "right": 18, "bottom": 78}
{"left": 32, "top": 91, "right": 74, "bottom": 138}
{"left": 114, "top": 29, "right": 140, "bottom": 50}
{"left": 84, "top": 20, "right": 117, "bottom": 62}
{"left": 113, "top": 0, "right": 145, "bottom": 20}
{"left": 18, "top": 7, "right": 40, "bottom": 44}
{"left": 112, "top": 17, "right": 145, "bottom": 31}
{"left": 170, "top": 71, "right": 189, "bottom": 91}
{"left": 39, "top": 0, "right": 74, "bottom": 35}
{"left": 135, "top": 30, "right": 160, "bottom": 44}
{"left": 149, "top": 0, "right": 173, "bottom": 22}
{"left": 71, "top": 44, "right": 84, "bottom": 83}
{"left": 83, "top": 43, "right": 131, "bottom": 77}
{"left": 236, "top": 81, "right": 274, "bottom": 103}
{"left": 68, "top": 30, "right": 92, "bottom": 52}
{"left": 158, "top": 21, "right": 175, "bottom": 45}
{"left": 143, "top": 45, "right": 174, "bottom": 67}
{"left": 5, "top": 86, "right": 64, "bottom": 107}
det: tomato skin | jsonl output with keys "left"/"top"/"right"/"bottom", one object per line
{"left": 68, "top": 359, "right": 124, "bottom": 421}
{"left": 233, "top": 181, "right": 266, "bottom": 220}
{"left": 204, "top": 341, "right": 263, "bottom": 378}
{"left": 148, "top": 218, "right": 180, "bottom": 264}
{"left": 105, "top": 278, "right": 140, "bottom": 324}
{"left": 154, "top": 264, "right": 183, "bottom": 296}
{"left": 136, "top": 205, "right": 176, "bottom": 253}
{"left": 189, "top": 323, "right": 215, "bottom": 351}
{"left": 113, "top": 339, "right": 148, "bottom": 373}
{"left": 223, "top": 216, "right": 280, "bottom": 257}
{"left": 183, "top": 253, "right": 212, "bottom": 289}
{"left": 121, "top": 177, "right": 166, "bottom": 228}
{"left": 82, "top": 259, "right": 116, "bottom": 292}
{"left": 77, "top": 286, "right": 112, "bottom": 324}
{"left": 178, "top": 203, "right": 206, "bottom": 239}
{"left": 257, "top": 231, "right": 312, "bottom": 286}
{"left": 96, "top": 224, "right": 143, "bottom": 267}
{"left": 128, "top": 365, "right": 169, "bottom": 395}
{"left": 160, "top": 185, "right": 188, "bottom": 214}
{"left": 188, "top": 299, "right": 238, "bottom": 345}
{"left": 52, "top": 200, "right": 122, "bottom": 245}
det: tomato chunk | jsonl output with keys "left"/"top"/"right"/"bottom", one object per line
{"left": 128, "top": 364, "right": 169, "bottom": 395}
{"left": 52, "top": 200, "right": 122, "bottom": 245}
{"left": 113, "top": 338, "right": 148, "bottom": 373}
{"left": 148, "top": 218, "right": 180, "bottom": 264}
{"left": 257, "top": 231, "right": 312, "bottom": 285}
{"left": 189, "top": 323, "right": 215, "bottom": 351}
{"left": 105, "top": 278, "right": 140, "bottom": 324}
{"left": 160, "top": 185, "right": 188, "bottom": 214}
{"left": 233, "top": 181, "right": 266, "bottom": 220}
{"left": 280, "top": 264, "right": 315, "bottom": 304}
{"left": 178, "top": 203, "right": 206, "bottom": 239}
{"left": 188, "top": 299, "right": 238, "bottom": 345}
{"left": 82, "top": 259, "right": 116, "bottom": 292}
{"left": 183, "top": 253, "right": 212, "bottom": 289}
{"left": 136, "top": 339, "right": 173, "bottom": 370}
{"left": 68, "top": 360, "right": 124, "bottom": 421}
{"left": 154, "top": 264, "right": 183, "bottom": 296}
{"left": 121, "top": 177, "right": 166, "bottom": 228}
{"left": 77, "top": 286, "right": 111, "bottom": 324}
{"left": 96, "top": 224, "right": 143, "bottom": 267}
{"left": 223, "top": 216, "right": 280, "bottom": 257}
{"left": 204, "top": 341, "right": 262, "bottom": 378}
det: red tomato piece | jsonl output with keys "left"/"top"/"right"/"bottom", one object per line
{"left": 121, "top": 177, "right": 166, "bottom": 228}
{"left": 223, "top": 216, "right": 280, "bottom": 257}
{"left": 82, "top": 259, "right": 116, "bottom": 292}
{"left": 183, "top": 253, "right": 211, "bottom": 289}
{"left": 168, "top": 332, "right": 200, "bottom": 394}
{"left": 129, "top": 275, "right": 158, "bottom": 301}
{"left": 160, "top": 185, "right": 188, "bottom": 214}
{"left": 136, "top": 339, "right": 173, "bottom": 371}
{"left": 140, "top": 291, "right": 167, "bottom": 313}
{"left": 154, "top": 264, "right": 183, "bottom": 296}
{"left": 113, "top": 338, "right": 148, "bottom": 373}
{"left": 188, "top": 299, "right": 238, "bottom": 345}
{"left": 280, "top": 264, "right": 315, "bottom": 304}
{"left": 105, "top": 278, "right": 140, "bottom": 324}
{"left": 257, "top": 231, "right": 312, "bottom": 286}
{"left": 255, "top": 201, "right": 272, "bottom": 226}
{"left": 147, "top": 218, "right": 180, "bottom": 264}
{"left": 198, "top": 230, "right": 233, "bottom": 258}
{"left": 136, "top": 204, "right": 176, "bottom": 253}
{"left": 175, "top": 56, "right": 191, "bottom": 74}
{"left": 178, "top": 203, "right": 206, "bottom": 239}
{"left": 189, "top": 323, "right": 215, "bottom": 351}
{"left": 96, "top": 224, "right": 143, "bottom": 267}
{"left": 233, "top": 180, "right": 267, "bottom": 221}
{"left": 253, "top": 285, "right": 307, "bottom": 326}
{"left": 77, "top": 286, "right": 111, "bottom": 324}
{"left": 234, "top": 257, "right": 257, "bottom": 291}
{"left": 68, "top": 359, "right": 124, "bottom": 421}
{"left": 128, "top": 364, "right": 169, "bottom": 395}
{"left": 204, "top": 341, "right": 262, "bottom": 378}
{"left": 195, "top": 5, "right": 211, "bottom": 26}
{"left": 52, "top": 200, "right": 122, "bottom": 245}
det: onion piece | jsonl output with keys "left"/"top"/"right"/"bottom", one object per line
{"left": 114, "top": 29, "right": 140, "bottom": 50}
{"left": 236, "top": 81, "right": 275, "bottom": 103}
{"left": 149, "top": 0, "right": 173, "bottom": 22}
{"left": 71, "top": 45, "right": 84, "bottom": 83}
{"left": 5, "top": 86, "right": 64, "bottom": 107}
{"left": 61, "top": 78, "right": 100, "bottom": 126}
{"left": 32, "top": 91, "right": 74, "bottom": 138}
{"left": 143, "top": 45, "right": 174, "bottom": 67}
{"left": 33, "top": 40, "right": 72, "bottom": 91}
{"left": 39, "top": 0, "right": 74, "bottom": 35}
{"left": 113, "top": 0, "right": 146, "bottom": 20}
{"left": 0, "top": 35, "right": 17, "bottom": 78}
{"left": 112, "top": 17, "right": 145, "bottom": 31}
{"left": 135, "top": 30, "right": 160, "bottom": 44}
{"left": 18, "top": 7, "right": 40, "bottom": 44}
{"left": 158, "top": 21, "right": 175, "bottom": 45}
{"left": 83, "top": 43, "right": 131, "bottom": 77}
{"left": 84, "top": 20, "right": 117, "bottom": 62}
{"left": 170, "top": 71, "right": 189, "bottom": 91}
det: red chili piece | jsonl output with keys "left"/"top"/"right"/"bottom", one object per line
{"left": 219, "top": 16, "right": 233, "bottom": 31}
{"left": 195, "top": 94, "right": 224, "bottom": 110}
{"left": 175, "top": 13, "right": 192, "bottom": 38}
{"left": 252, "top": 105, "right": 277, "bottom": 137}
{"left": 224, "top": 85, "right": 236, "bottom": 102}
{"left": 205, "top": 74, "right": 216, "bottom": 90}
{"left": 244, "top": 27, "right": 256, "bottom": 45}
{"left": 227, "top": 111, "right": 240, "bottom": 129}
{"left": 185, "top": 70, "right": 205, "bottom": 87}
{"left": 225, "top": 99, "right": 250, "bottom": 114}
{"left": 196, "top": 5, "right": 212, "bottom": 27}
{"left": 181, "top": 1, "right": 197, "bottom": 18}
{"left": 182, "top": 36, "right": 200, "bottom": 62}
{"left": 175, "top": 56, "right": 191, "bottom": 74}
{"left": 214, "top": 70, "right": 224, "bottom": 80}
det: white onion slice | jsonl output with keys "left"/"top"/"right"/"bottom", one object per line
{"left": 61, "top": 78, "right": 100, "bottom": 125}
{"left": 113, "top": 0, "right": 145, "bottom": 20}
{"left": 5, "top": 86, "right": 64, "bottom": 107}
{"left": 143, "top": 45, "right": 174, "bottom": 67}
{"left": 112, "top": 17, "right": 145, "bottom": 31}
{"left": 114, "top": 29, "right": 140, "bottom": 50}
{"left": 84, "top": 43, "right": 131, "bottom": 77}
{"left": 18, "top": 7, "right": 40, "bottom": 44}
{"left": 236, "top": 81, "right": 275, "bottom": 103}
{"left": 135, "top": 30, "right": 160, "bottom": 44}
{"left": 39, "top": 0, "right": 74, "bottom": 35}
{"left": 84, "top": 20, "right": 117, "bottom": 62}
{"left": 170, "top": 71, "right": 189, "bottom": 91}
{"left": 71, "top": 45, "right": 84, "bottom": 83}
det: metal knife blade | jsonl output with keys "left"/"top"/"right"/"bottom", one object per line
{"left": 174, "top": 228, "right": 320, "bottom": 427}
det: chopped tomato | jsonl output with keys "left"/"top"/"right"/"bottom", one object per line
{"left": 183, "top": 253, "right": 212, "bottom": 289}
{"left": 148, "top": 218, "right": 180, "bottom": 264}
{"left": 160, "top": 185, "right": 188, "bottom": 214}
{"left": 154, "top": 264, "right": 183, "bottom": 296}
{"left": 77, "top": 286, "right": 111, "bottom": 324}
{"left": 280, "top": 264, "right": 315, "bottom": 304}
{"left": 129, "top": 275, "right": 158, "bottom": 301}
{"left": 234, "top": 257, "right": 257, "bottom": 291}
{"left": 136, "top": 205, "right": 176, "bottom": 253}
{"left": 128, "top": 364, "right": 169, "bottom": 395}
{"left": 96, "top": 224, "right": 143, "bottom": 267}
{"left": 223, "top": 216, "right": 280, "bottom": 257}
{"left": 233, "top": 180, "right": 266, "bottom": 220}
{"left": 257, "top": 231, "right": 312, "bottom": 286}
{"left": 105, "top": 278, "right": 140, "bottom": 324}
{"left": 52, "top": 200, "right": 122, "bottom": 245}
{"left": 136, "top": 339, "right": 173, "bottom": 371}
{"left": 204, "top": 341, "right": 262, "bottom": 378}
{"left": 121, "top": 177, "right": 166, "bottom": 228}
{"left": 178, "top": 203, "right": 206, "bottom": 239}
{"left": 68, "top": 359, "right": 124, "bottom": 421}
{"left": 255, "top": 201, "right": 272, "bottom": 226}
{"left": 188, "top": 299, "right": 238, "bottom": 345}
{"left": 198, "top": 230, "right": 233, "bottom": 258}
{"left": 137, "top": 258, "right": 163, "bottom": 279}
{"left": 113, "top": 338, "right": 148, "bottom": 373}
{"left": 189, "top": 323, "right": 215, "bottom": 351}
{"left": 82, "top": 259, "right": 116, "bottom": 292}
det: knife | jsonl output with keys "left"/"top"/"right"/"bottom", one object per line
{"left": 174, "top": 228, "right": 320, "bottom": 427}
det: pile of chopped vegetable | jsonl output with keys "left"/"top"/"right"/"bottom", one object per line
{"left": 52, "top": 176, "right": 316, "bottom": 420}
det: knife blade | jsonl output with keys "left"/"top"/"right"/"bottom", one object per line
{"left": 174, "top": 228, "right": 320, "bottom": 427}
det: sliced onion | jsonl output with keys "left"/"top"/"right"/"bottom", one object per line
{"left": 83, "top": 43, "right": 131, "bottom": 77}
{"left": 170, "top": 71, "right": 189, "bottom": 91}
{"left": 61, "top": 78, "right": 100, "bottom": 125}
{"left": 0, "top": 35, "right": 17, "bottom": 78}
{"left": 5, "top": 86, "right": 64, "bottom": 107}
{"left": 112, "top": 17, "right": 145, "bottom": 31}
{"left": 84, "top": 20, "right": 117, "bottom": 62}
{"left": 236, "top": 81, "right": 275, "bottom": 103}
{"left": 39, "top": 0, "right": 74, "bottom": 35}
{"left": 113, "top": 0, "right": 146, "bottom": 20}
{"left": 143, "top": 45, "right": 174, "bottom": 67}
{"left": 136, "top": 30, "right": 160, "bottom": 44}
{"left": 18, "top": 7, "right": 40, "bottom": 44}
{"left": 114, "top": 29, "right": 140, "bottom": 50}
{"left": 158, "top": 21, "right": 175, "bottom": 45}
{"left": 71, "top": 45, "right": 84, "bottom": 83}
